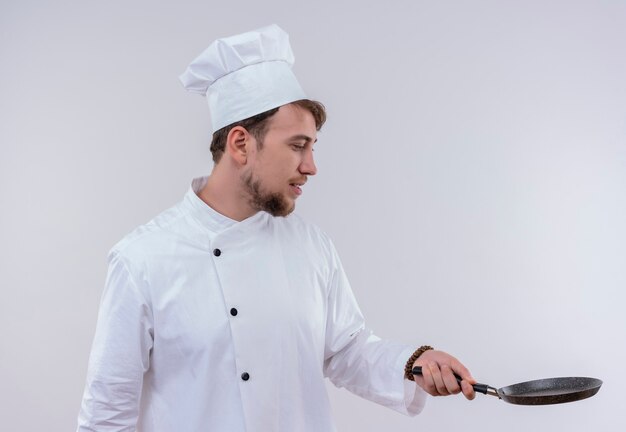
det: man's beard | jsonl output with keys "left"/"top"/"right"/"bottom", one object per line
{"left": 242, "top": 172, "right": 294, "bottom": 217}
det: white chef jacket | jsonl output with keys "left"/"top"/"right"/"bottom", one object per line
{"left": 77, "top": 177, "right": 426, "bottom": 432}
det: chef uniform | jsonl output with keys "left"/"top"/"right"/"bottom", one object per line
{"left": 77, "top": 25, "right": 427, "bottom": 432}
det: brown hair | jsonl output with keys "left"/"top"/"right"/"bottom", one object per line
{"left": 209, "top": 99, "right": 326, "bottom": 164}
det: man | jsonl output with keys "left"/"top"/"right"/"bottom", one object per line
{"left": 77, "top": 24, "right": 476, "bottom": 432}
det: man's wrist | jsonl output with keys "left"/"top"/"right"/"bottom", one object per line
{"left": 404, "top": 345, "right": 434, "bottom": 381}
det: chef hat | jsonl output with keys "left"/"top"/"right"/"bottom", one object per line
{"left": 179, "top": 24, "right": 307, "bottom": 133}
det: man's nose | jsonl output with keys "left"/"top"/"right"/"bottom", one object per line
{"left": 299, "top": 150, "right": 317, "bottom": 176}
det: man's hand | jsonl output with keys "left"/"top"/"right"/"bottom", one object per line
{"left": 413, "top": 349, "right": 477, "bottom": 400}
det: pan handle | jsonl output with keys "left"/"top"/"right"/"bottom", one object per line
{"left": 412, "top": 366, "right": 496, "bottom": 396}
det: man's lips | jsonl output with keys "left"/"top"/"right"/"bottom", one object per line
{"left": 289, "top": 179, "right": 307, "bottom": 196}
{"left": 290, "top": 184, "right": 302, "bottom": 196}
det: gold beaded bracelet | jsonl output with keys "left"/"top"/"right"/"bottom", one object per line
{"left": 404, "top": 345, "right": 434, "bottom": 381}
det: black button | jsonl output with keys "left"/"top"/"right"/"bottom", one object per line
{"left": 241, "top": 372, "right": 250, "bottom": 381}
{"left": 213, "top": 248, "right": 221, "bottom": 257}
{"left": 230, "top": 308, "right": 238, "bottom": 316}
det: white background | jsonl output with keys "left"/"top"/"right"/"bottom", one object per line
{"left": 1, "top": 1, "right": 625, "bottom": 430}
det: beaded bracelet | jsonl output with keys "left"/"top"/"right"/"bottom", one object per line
{"left": 404, "top": 345, "right": 434, "bottom": 381}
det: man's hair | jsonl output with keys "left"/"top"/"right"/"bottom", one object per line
{"left": 209, "top": 99, "right": 326, "bottom": 164}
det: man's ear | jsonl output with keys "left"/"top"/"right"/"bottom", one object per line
{"left": 225, "top": 126, "right": 251, "bottom": 165}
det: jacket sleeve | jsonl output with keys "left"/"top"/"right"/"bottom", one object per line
{"left": 77, "top": 251, "right": 154, "bottom": 432}
{"left": 322, "top": 239, "right": 427, "bottom": 416}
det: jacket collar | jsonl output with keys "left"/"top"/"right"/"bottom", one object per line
{"left": 183, "top": 176, "right": 270, "bottom": 238}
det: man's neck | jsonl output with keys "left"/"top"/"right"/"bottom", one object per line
{"left": 198, "top": 172, "right": 258, "bottom": 222}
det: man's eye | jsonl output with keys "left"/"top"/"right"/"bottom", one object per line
{"left": 292, "top": 144, "right": 305, "bottom": 150}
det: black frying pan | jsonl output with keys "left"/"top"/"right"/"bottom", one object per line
{"left": 412, "top": 366, "right": 602, "bottom": 405}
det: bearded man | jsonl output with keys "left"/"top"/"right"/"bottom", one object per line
{"left": 77, "top": 24, "right": 476, "bottom": 432}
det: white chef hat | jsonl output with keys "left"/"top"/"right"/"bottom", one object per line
{"left": 179, "top": 24, "right": 307, "bottom": 133}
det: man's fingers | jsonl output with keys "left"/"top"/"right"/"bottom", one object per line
{"left": 460, "top": 380, "right": 476, "bottom": 400}
{"left": 417, "top": 362, "right": 445, "bottom": 396}
{"left": 448, "top": 359, "right": 477, "bottom": 400}
{"left": 413, "top": 350, "right": 477, "bottom": 400}
{"left": 449, "top": 360, "right": 476, "bottom": 385}
{"left": 427, "top": 362, "right": 450, "bottom": 396}
{"left": 441, "top": 364, "right": 461, "bottom": 395}
{"left": 418, "top": 364, "right": 437, "bottom": 395}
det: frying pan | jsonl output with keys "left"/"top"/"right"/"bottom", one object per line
{"left": 412, "top": 366, "right": 602, "bottom": 405}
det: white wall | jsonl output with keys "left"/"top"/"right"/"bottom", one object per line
{"left": 1, "top": 1, "right": 624, "bottom": 430}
